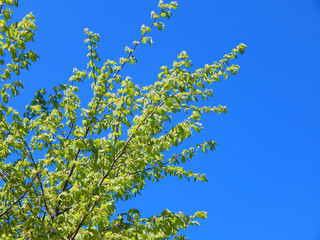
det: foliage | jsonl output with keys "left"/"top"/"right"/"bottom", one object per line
{"left": 0, "top": 0, "right": 246, "bottom": 239}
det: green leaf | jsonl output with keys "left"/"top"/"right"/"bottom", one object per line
{"left": 21, "top": 60, "right": 28, "bottom": 69}
{"left": 128, "top": 88, "right": 135, "bottom": 98}
{"left": 4, "top": 70, "right": 10, "bottom": 79}
{"left": 75, "top": 139, "right": 86, "bottom": 150}
{"left": 126, "top": 97, "right": 132, "bottom": 106}
{"left": 30, "top": 53, "right": 37, "bottom": 62}
{"left": 6, "top": 0, "right": 13, "bottom": 6}
{"left": 165, "top": 98, "right": 174, "bottom": 107}
{"left": 4, "top": 11, "right": 10, "bottom": 21}
{"left": 2, "top": 94, "right": 8, "bottom": 103}
{"left": 194, "top": 211, "right": 208, "bottom": 219}
{"left": 8, "top": 45, "right": 16, "bottom": 58}
{"left": 93, "top": 35, "right": 99, "bottom": 42}
{"left": 33, "top": 105, "right": 41, "bottom": 112}
{"left": 192, "top": 125, "right": 200, "bottom": 133}
{"left": 93, "top": 139, "right": 102, "bottom": 148}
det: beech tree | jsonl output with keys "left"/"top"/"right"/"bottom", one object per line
{"left": 0, "top": 0, "right": 246, "bottom": 239}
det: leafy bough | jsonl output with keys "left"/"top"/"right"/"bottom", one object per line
{"left": 0, "top": 0, "right": 246, "bottom": 239}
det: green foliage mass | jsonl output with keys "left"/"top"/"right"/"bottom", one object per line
{"left": 0, "top": 0, "right": 246, "bottom": 239}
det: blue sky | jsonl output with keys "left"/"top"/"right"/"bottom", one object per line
{"left": 11, "top": 0, "right": 320, "bottom": 239}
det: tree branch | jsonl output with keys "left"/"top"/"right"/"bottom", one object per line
{"left": 0, "top": 165, "right": 47, "bottom": 218}
{"left": 67, "top": 9, "right": 164, "bottom": 239}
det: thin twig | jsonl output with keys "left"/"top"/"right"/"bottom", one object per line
{"left": 68, "top": 10, "right": 164, "bottom": 239}
{"left": 0, "top": 165, "right": 47, "bottom": 218}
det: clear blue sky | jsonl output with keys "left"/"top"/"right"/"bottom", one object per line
{"left": 12, "top": 0, "right": 320, "bottom": 239}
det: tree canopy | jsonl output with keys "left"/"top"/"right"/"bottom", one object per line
{"left": 0, "top": 0, "right": 246, "bottom": 239}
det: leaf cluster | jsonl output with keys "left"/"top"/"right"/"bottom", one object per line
{"left": 0, "top": 1, "right": 246, "bottom": 239}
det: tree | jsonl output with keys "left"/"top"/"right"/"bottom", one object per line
{"left": 0, "top": 0, "right": 246, "bottom": 239}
